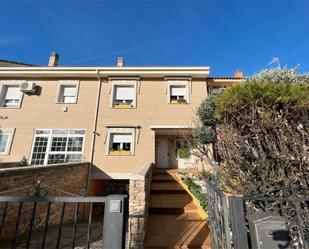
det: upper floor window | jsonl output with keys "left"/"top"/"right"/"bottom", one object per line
{"left": 62, "top": 86, "right": 77, "bottom": 103}
{"left": 0, "top": 85, "right": 22, "bottom": 108}
{"left": 166, "top": 78, "right": 190, "bottom": 104}
{"left": 0, "top": 128, "right": 15, "bottom": 155}
{"left": 113, "top": 86, "right": 134, "bottom": 108}
{"left": 109, "top": 133, "right": 133, "bottom": 155}
{"left": 57, "top": 81, "right": 79, "bottom": 104}
{"left": 170, "top": 85, "right": 187, "bottom": 103}
{"left": 30, "top": 129, "right": 85, "bottom": 165}
{"left": 109, "top": 78, "right": 139, "bottom": 109}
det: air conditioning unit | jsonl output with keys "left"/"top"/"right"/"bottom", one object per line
{"left": 20, "top": 81, "right": 37, "bottom": 93}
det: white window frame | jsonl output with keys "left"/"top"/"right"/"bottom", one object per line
{"left": 56, "top": 80, "right": 80, "bottom": 104}
{"left": 165, "top": 78, "right": 191, "bottom": 104}
{"left": 0, "top": 81, "right": 24, "bottom": 109}
{"left": 109, "top": 133, "right": 133, "bottom": 155}
{"left": 113, "top": 85, "right": 135, "bottom": 107}
{"left": 109, "top": 78, "right": 139, "bottom": 109}
{"left": 29, "top": 128, "right": 85, "bottom": 165}
{"left": 105, "top": 127, "right": 136, "bottom": 156}
{"left": 0, "top": 128, "right": 15, "bottom": 155}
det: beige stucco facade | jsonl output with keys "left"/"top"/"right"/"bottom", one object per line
{"left": 93, "top": 77, "right": 208, "bottom": 177}
{"left": 0, "top": 66, "right": 240, "bottom": 180}
{"left": 0, "top": 78, "right": 98, "bottom": 164}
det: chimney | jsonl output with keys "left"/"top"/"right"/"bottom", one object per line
{"left": 117, "top": 57, "right": 124, "bottom": 67}
{"left": 234, "top": 69, "right": 243, "bottom": 78}
{"left": 48, "top": 52, "right": 59, "bottom": 67}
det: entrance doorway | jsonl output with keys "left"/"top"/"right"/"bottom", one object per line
{"left": 155, "top": 136, "right": 170, "bottom": 168}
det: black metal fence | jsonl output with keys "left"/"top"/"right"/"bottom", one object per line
{"left": 207, "top": 180, "right": 309, "bottom": 249}
{"left": 207, "top": 180, "right": 232, "bottom": 249}
{"left": 0, "top": 183, "right": 127, "bottom": 249}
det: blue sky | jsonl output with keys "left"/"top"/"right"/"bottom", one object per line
{"left": 0, "top": 0, "right": 308, "bottom": 76}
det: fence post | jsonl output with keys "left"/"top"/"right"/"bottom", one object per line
{"left": 206, "top": 182, "right": 217, "bottom": 249}
{"left": 229, "top": 196, "right": 249, "bottom": 249}
{"left": 221, "top": 194, "right": 232, "bottom": 249}
{"left": 102, "top": 195, "right": 128, "bottom": 249}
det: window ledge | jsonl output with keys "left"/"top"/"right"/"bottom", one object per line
{"left": 0, "top": 106, "right": 21, "bottom": 109}
{"left": 168, "top": 102, "right": 188, "bottom": 105}
{"left": 113, "top": 104, "right": 134, "bottom": 109}
{"left": 109, "top": 150, "right": 132, "bottom": 156}
{"left": 55, "top": 102, "right": 77, "bottom": 105}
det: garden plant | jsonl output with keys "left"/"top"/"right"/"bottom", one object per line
{"left": 193, "top": 68, "right": 309, "bottom": 243}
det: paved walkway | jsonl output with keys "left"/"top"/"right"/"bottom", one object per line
{"left": 144, "top": 169, "right": 211, "bottom": 249}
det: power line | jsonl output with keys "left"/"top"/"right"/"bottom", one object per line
{"left": 70, "top": 38, "right": 180, "bottom": 64}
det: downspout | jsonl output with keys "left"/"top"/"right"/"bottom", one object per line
{"left": 86, "top": 68, "right": 102, "bottom": 196}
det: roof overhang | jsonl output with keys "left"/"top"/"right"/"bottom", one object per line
{"left": 207, "top": 77, "right": 242, "bottom": 88}
{"left": 105, "top": 124, "right": 141, "bottom": 128}
{"left": 0, "top": 66, "right": 210, "bottom": 79}
{"left": 150, "top": 125, "right": 193, "bottom": 129}
{"left": 150, "top": 125, "right": 193, "bottom": 135}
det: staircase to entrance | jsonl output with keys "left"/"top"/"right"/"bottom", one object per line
{"left": 144, "top": 169, "right": 211, "bottom": 249}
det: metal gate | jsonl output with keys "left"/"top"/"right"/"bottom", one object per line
{"left": 0, "top": 183, "right": 127, "bottom": 249}
{"left": 207, "top": 180, "right": 309, "bottom": 249}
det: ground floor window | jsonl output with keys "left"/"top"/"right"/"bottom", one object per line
{"left": 0, "top": 128, "right": 15, "bottom": 155}
{"left": 109, "top": 133, "right": 132, "bottom": 155}
{"left": 30, "top": 129, "right": 85, "bottom": 165}
{"left": 0, "top": 133, "right": 10, "bottom": 154}
{"left": 175, "top": 137, "right": 190, "bottom": 159}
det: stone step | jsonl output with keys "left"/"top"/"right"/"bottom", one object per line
{"left": 145, "top": 170, "right": 211, "bottom": 249}
{"left": 151, "top": 172, "right": 183, "bottom": 194}
{"left": 144, "top": 245, "right": 211, "bottom": 249}
{"left": 153, "top": 168, "right": 175, "bottom": 174}
{"left": 144, "top": 246, "right": 211, "bottom": 249}
{"left": 149, "top": 195, "right": 197, "bottom": 210}
{"left": 176, "top": 222, "right": 211, "bottom": 249}
{"left": 149, "top": 201, "right": 197, "bottom": 210}
{"left": 151, "top": 182, "right": 184, "bottom": 191}
{"left": 149, "top": 207, "right": 186, "bottom": 214}
{"left": 152, "top": 173, "right": 175, "bottom": 180}
{"left": 147, "top": 213, "right": 204, "bottom": 223}
{"left": 151, "top": 179, "right": 176, "bottom": 183}
{"left": 144, "top": 214, "right": 210, "bottom": 248}
{"left": 150, "top": 189, "right": 187, "bottom": 194}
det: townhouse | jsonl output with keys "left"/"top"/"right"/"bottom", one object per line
{"left": 0, "top": 54, "right": 241, "bottom": 195}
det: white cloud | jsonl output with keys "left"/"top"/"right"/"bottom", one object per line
{"left": 0, "top": 36, "right": 26, "bottom": 45}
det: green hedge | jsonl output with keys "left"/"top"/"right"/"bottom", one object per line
{"left": 183, "top": 177, "right": 208, "bottom": 210}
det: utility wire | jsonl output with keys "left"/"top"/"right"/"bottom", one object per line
{"left": 69, "top": 38, "right": 180, "bottom": 64}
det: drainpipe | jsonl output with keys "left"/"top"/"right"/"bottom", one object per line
{"left": 86, "top": 68, "right": 102, "bottom": 196}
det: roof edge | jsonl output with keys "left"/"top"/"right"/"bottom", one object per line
{"left": 0, "top": 59, "right": 38, "bottom": 67}
{"left": 0, "top": 66, "right": 210, "bottom": 78}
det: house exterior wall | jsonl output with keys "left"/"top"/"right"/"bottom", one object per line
{"left": 93, "top": 78, "right": 208, "bottom": 176}
{"left": 0, "top": 79, "right": 98, "bottom": 163}
{"left": 0, "top": 67, "right": 239, "bottom": 180}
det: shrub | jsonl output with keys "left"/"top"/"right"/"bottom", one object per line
{"left": 215, "top": 81, "right": 309, "bottom": 121}
{"left": 193, "top": 126, "right": 215, "bottom": 144}
{"left": 18, "top": 156, "right": 28, "bottom": 167}
{"left": 195, "top": 68, "right": 309, "bottom": 197}
{"left": 177, "top": 148, "right": 190, "bottom": 159}
{"left": 183, "top": 177, "right": 208, "bottom": 210}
